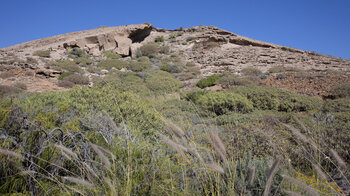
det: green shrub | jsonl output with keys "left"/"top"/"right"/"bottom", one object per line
{"left": 241, "top": 67, "right": 262, "bottom": 76}
{"left": 103, "top": 51, "right": 121, "bottom": 59}
{"left": 268, "top": 66, "right": 304, "bottom": 73}
{"left": 160, "top": 64, "right": 182, "bottom": 73}
{"left": 139, "top": 43, "right": 159, "bottom": 57}
{"left": 154, "top": 36, "right": 164, "bottom": 42}
{"left": 231, "top": 86, "right": 323, "bottom": 112}
{"left": 145, "top": 71, "right": 183, "bottom": 94}
{"left": 322, "top": 98, "right": 350, "bottom": 113}
{"left": 51, "top": 60, "right": 83, "bottom": 73}
{"left": 33, "top": 50, "right": 50, "bottom": 58}
{"left": 159, "top": 45, "right": 170, "bottom": 54}
{"left": 68, "top": 47, "right": 85, "bottom": 58}
{"left": 58, "top": 72, "right": 74, "bottom": 80}
{"left": 196, "top": 74, "right": 220, "bottom": 88}
{"left": 330, "top": 83, "right": 350, "bottom": 98}
{"left": 186, "top": 36, "right": 196, "bottom": 42}
{"left": 195, "top": 91, "right": 254, "bottom": 115}
{"left": 74, "top": 56, "right": 93, "bottom": 66}
{"left": 127, "top": 61, "right": 152, "bottom": 72}
{"left": 62, "top": 74, "right": 89, "bottom": 85}
{"left": 217, "top": 74, "right": 255, "bottom": 88}
{"left": 97, "top": 59, "right": 128, "bottom": 70}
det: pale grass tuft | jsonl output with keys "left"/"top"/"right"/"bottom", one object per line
{"left": 207, "top": 131, "right": 227, "bottom": 164}
{"left": 282, "top": 123, "right": 318, "bottom": 152}
{"left": 206, "top": 163, "right": 225, "bottom": 174}
{"left": 161, "top": 118, "right": 185, "bottom": 138}
{"left": 282, "top": 175, "right": 320, "bottom": 196}
{"left": 19, "top": 170, "right": 37, "bottom": 176}
{"left": 90, "top": 143, "right": 111, "bottom": 168}
{"left": 284, "top": 190, "right": 303, "bottom": 196}
{"left": 160, "top": 134, "right": 187, "bottom": 158}
{"left": 247, "top": 166, "right": 256, "bottom": 186}
{"left": 263, "top": 157, "right": 281, "bottom": 196}
{"left": 0, "top": 149, "right": 23, "bottom": 159}
{"left": 330, "top": 149, "right": 347, "bottom": 169}
{"left": 55, "top": 144, "right": 78, "bottom": 160}
{"left": 313, "top": 164, "right": 328, "bottom": 181}
{"left": 292, "top": 116, "right": 309, "bottom": 133}
{"left": 63, "top": 176, "right": 94, "bottom": 188}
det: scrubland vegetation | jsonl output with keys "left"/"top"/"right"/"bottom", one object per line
{"left": 1, "top": 41, "right": 350, "bottom": 195}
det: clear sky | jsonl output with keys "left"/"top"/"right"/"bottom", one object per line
{"left": 1, "top": 0, "right": 350, "bottom": 59}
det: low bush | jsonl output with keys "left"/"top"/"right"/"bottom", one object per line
{"left": 231, "top": 86, "right": 323, "bottom": 112}
{"left": 63, "top": 74, "right": 89, "bottom": 85}
{"left": 322, "top": 98, "right": 350, "bottom": 113}
{"left": 127, "top": 61, "right": 152, "bottom": 72}
{"left": 13, "top": 82, "right": 27, "bottom": 90}
{"left": 26, "top": 57, "right": 38, "bottom": 64}
{"left": 51, "top": 60, "right": 83, "bottom": 73}
{"left": 154, "top": 36, "right": 164, "bottom": 42}
{"left": 217, "top": 73, "right": 256, "bottom": 88}
{"left": 139, "top": 43, "right": 159, "bottom": 57}
{"left": 330, "top": 83, "right": 350, "bottom": 98}
{"left": 68, "top": 47, "right": 85, "bottom": 58}
{"left": 57, "top": 80, "right": 75, "bottom": 88}
{"left": 103, "top": 51, "right": 121, "bottom": 59}
{"left": 145, "top": 71, "right": 183, "bottom": 94}
{"left": 0, "top": 85, "right": 21, "bottom": 96}
{"left": 268, "top": 66, "right": 304, "bottom": 73}
{"left": 0, "top": 71, "right": 15, "bottom": 79}
{"left": 58, "top": 71, "right": 74, "bottom": 80}
{"left": 186, "top": 61, "right": 196, "bottom": 67}
{"left": 159, "top": 45, "right": 170, "bottom": 54}
{"left": 97, "top": 59, "right": 128, "bottom": 70}
{"left": 160, "top": 64, "right": 182, "bottom": 73}
{"left": 33, "top": 50, "right": 50, "bottom": 58}
{"left": 74, "top": 56, "right": 93, "bottom": 66}
{"left": 196, "top": 74, "right": 220, "bottom": 88}
{"left": 195, "top": 91, "right": 254, "bottom": 115}
{"left": 241, "top": 67, "right": 262, "bottom": 76}
{"left": 186, "top": 36, "right": 196, "bottom": 42}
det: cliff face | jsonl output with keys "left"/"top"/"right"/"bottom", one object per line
{"left": 0, "top": 23, "right": 349, "bottom": 93}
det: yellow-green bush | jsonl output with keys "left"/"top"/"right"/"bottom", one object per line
{"left": 196, "top": 74, "right": 220, "bottom": 88}
{"left": 145, "top": 71, "right": 183, "bottom": 94}
{"left": 195, "top": 91, "right": 254, "bottom": 115}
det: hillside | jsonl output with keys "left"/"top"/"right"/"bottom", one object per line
{"left": 0, "top": 24, "right": 349, "bottom": 195}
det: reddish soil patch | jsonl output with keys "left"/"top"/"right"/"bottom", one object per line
{"left": 262, "top": 72, "right": 350, "bottom": 98}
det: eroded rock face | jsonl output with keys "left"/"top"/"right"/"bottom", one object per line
{"left": 62, "top": 24, "right": 153, "bottom": 56}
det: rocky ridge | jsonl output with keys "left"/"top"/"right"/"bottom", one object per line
{"left": 0, "top": 23, "right": 349, "bottom": 93}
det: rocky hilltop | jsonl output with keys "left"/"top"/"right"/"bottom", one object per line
{"left": 0, "top": 23, "right": 349, "bottom": 93}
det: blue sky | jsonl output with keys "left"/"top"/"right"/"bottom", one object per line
{"left": 1, "top": 0, "right": 350, "bottom": 59}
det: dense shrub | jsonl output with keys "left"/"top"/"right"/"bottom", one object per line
{"left": 68, "top": 47, "right": 85, "bottom": 58}
{"left": 145, "top": 71, "right": 183, "bottom": 94}
{"left": 57, "top": 80, "right": 75, "bottom": 88}
{"left": 63, "top": 74, "right": 89, "bottom": 85}
{"left": 51, "top": 60, "right": 83, "bottom": 73}
{"left": 322, "top": 98, "right": 350, "bottom": 113}
{"left": 196, "top": 74, "right": 220, "bottom": 88}
{"left": 103, "top": 51, "right": 121, "bottom": 59}
{"left": 0, "top": 85, "right": 21, "bottom": 96}
{"left": 186, "top": 36, "right": 196, "bottom": 42}
{"left": 154, "top": 36, "right": 164, "bottom": 42}
{"left": 268, "top": 66, "right": 304, "bottom": 73}
{"left": 97, "top": 59, "right": 128, "bottom": 70}
{"left": 58, "top": 71, "right": 74, "bottom": 80}
{"left": 195, "top": 91, "right": 254, "bottom": 115}
{"left": 217, "top": 73, "right": 256, "bottom": 88}
{"left": 139, "top": 43, "right": 159, "bottom": 57}
{"left": 33, "top": 50, "right": 51, "bottom": 58}
{"left": 127, "top": 61, "right": 152, "bottom": 72}
{"left": 159, "top": 45, "right": 170, "bottom": 54}
{"left": 330, "top": 83, "right": 350, "bottom": 98}
{"left": 160, "top": 64, "right": 182, "bottom": 73}
{"left": 231, "top": 86, "right": 323, "bottom": 112}
{"left": 241, "top": 67, "right": 262, "bottom": 76}
{"left": 74, "top": 56, "right": 93, "bottom": 66}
